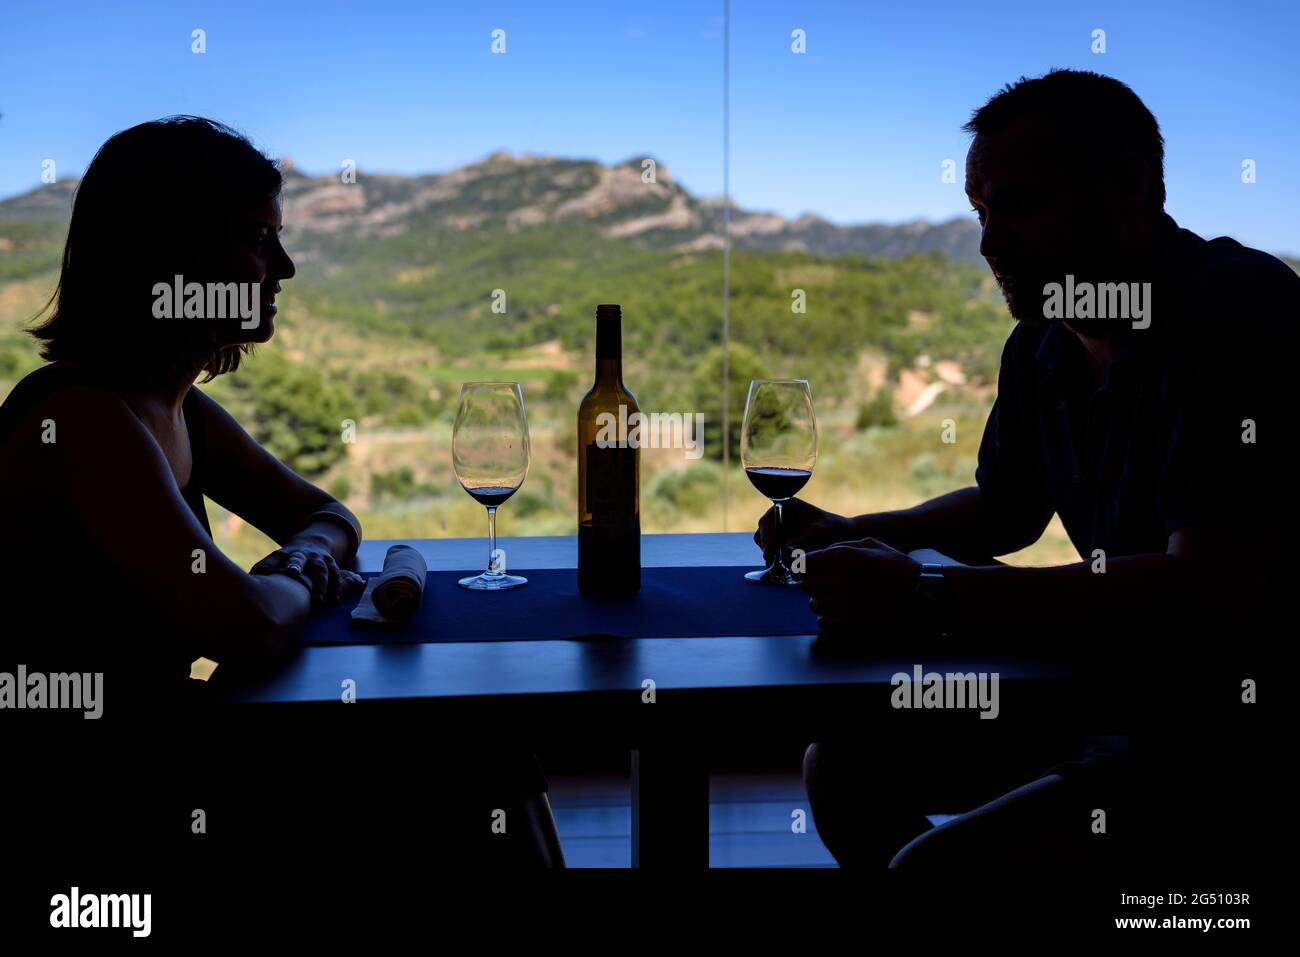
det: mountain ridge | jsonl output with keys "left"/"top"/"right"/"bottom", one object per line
{"left": 0, "top": 151, "right": 985, "bottom": 263}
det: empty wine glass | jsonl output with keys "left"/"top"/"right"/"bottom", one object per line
{"left": 741, "top": 379, "right": 817, "bottom": 585}
{"left": 452, "top": 382, "right": 530, "bottom": 590}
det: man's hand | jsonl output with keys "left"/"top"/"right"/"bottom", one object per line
{"left": 754, "top": 498, "right": 860, "bottom": 568}
{"left": 801, "top": 537, "right": 921, "bottom": 637}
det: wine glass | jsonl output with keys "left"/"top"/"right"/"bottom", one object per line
{"left": 452, "top": 382, "right": 530, "bottom": 590}
{"left": 741, "top": 379, "right": 817, "bottom": 585}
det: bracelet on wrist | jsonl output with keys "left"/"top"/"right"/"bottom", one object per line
{"left": 301, "top": 508, "right": 361, "bottom": 556}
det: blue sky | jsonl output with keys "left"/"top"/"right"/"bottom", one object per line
{"left": 2, "top": 0, "right": 1297, "bottom": 254}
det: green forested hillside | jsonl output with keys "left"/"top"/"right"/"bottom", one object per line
{"left": 1, "top": 156, "right": 1083, "bottom": 569}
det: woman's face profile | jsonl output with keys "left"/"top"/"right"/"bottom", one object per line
{"left": 219, "top": 194, "right": 295, "bottom": 345}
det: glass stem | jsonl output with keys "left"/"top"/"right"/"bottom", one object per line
{"left": 487, "top": 506, "right": 498, "bottom": 575}
{"left": 773, "top": 500, "right": 786, "bottom": 571}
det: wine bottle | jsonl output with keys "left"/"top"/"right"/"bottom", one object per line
{"left": 577, "top": 304, "right": 641, "bottom": 597}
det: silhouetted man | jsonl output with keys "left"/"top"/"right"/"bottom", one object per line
{"left": 758, "top": 69, "right": 1293, "bottom": 867}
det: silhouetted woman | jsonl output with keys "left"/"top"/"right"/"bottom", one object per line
{"left": 2, "top": 117, "right": 356, "bottom": 688}
{"left": 0, "top": 117, "right": 560, "bottom": 874}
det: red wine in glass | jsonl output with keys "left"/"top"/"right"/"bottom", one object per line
{"left": 740, "top": 380, "right": 817, "bottom": 585}
{"left": 452, "top": 382, "right": 530, "bottom": 590}
{"left": 744, "top": 466, "right": 812, "bottom": 502}
{"left": 464, "top": 485, "right": 519, "bottom": 509}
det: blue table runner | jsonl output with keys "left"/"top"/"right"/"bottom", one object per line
{"left": 300, "top": 565, "right": 818, "bottom": 645}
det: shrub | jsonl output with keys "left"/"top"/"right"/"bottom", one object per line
{"left": 688, "top": 342, "right": 771, "bottom": 461}
{"left": 649, "top": 460, "right": 723, "bottom": 515}
{"left": 328, "top": 475, "right": 351, "bottom": 501}
{"left": 856, "top": 390, "right": 898, "bottom": 429}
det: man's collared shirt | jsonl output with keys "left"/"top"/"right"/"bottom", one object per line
{"left": 975, "top": 213, "right": 1298, "bottom": 561}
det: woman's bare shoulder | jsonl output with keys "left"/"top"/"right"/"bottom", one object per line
{"left": 4, "top": 363, "right": 135, "bottom": 426}
{"left": 0, "top": 364, "right": 153, "bottom": 482}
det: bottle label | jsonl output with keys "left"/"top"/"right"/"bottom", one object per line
{"left": 585, "top": 442, "right": 636, "bottom": 528}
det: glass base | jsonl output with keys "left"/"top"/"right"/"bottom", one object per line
{"left": 458, "top": 572, "right": 528, "bottom": 591}
{"left": 744, "top": 565, "right": 801, "bottom": 586}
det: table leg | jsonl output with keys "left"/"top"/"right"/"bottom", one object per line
{"left": 630, "top": 749, "right": 710, "bottom": 868}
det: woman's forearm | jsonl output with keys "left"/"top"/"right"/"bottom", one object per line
{"left": 251, "top": 571, "right": 315, "bottom": 635}
{"left": 191, "top": 571, "right": 313, "bottom": 666}
{"left": 285, "top": 500, "right": 362, "bottom": 561}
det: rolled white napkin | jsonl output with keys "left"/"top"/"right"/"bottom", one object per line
{"left": 350, "top": 544, "right": 428, "bottom": 624}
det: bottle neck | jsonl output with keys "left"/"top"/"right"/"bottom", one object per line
{"left": 595, "top": 319, "right": 622, "bottom": 384}
{"left": 595, "top": 358, "right": 623, "bottom": 384}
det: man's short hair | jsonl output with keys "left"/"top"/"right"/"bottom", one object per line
{"left": 963, "top": 69, "right": 1166, "bottom": 211}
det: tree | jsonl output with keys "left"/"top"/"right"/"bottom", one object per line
{"left": 688, "top": 342, "right": 771, "bottom": 462}
{"left": 213, "top": 349, "right": 352, "bottom": 478}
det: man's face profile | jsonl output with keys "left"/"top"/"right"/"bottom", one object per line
{"left": 965, "top": 119, "right": 1130, "bottom": 325}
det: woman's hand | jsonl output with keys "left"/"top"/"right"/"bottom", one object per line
{"left": 801, "top": 537, "right": 922, "bottom": 637}
{"left": 754, "top": 498, "right": 860, "bottom": 568}
{"left": 251, "top": 534, "right": 363, "bottom": 606}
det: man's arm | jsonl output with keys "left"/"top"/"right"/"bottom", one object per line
{"left": 841, "top": 485, "right": 1045, "bottom": 563}
{"left": 777, "top": 484, "right": 1048, "bottom": 566}
{"left": 767, "top": 326, "right": 1054, "bottom": 564}
{"left": 802, "top": 529, "right": 1224, "bottom": 658}
{"left": 940, "top": 529, "right": 1212, "bottom": 647}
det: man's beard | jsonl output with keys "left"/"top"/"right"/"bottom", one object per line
{"left": 997, "top": 259, "right": 1128, "bottom": 326}
{"left": 998, "top": 269, "right": 1153, "bottom": 342}
{"left": 996, "top": 272, "right": 1053, "bottom": 324}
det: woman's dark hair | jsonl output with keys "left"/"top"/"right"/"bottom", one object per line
{"left": 30, "top": 116, "right": 283, "bottom": 383}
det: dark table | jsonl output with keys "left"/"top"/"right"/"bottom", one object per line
{"left": 222, "top": 533, "right": 1098, "bottom": 867}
